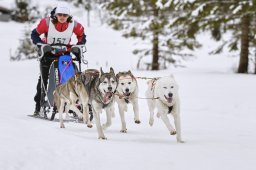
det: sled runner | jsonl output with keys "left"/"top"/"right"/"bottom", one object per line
{"left": 27, "top": 114, "right": 84, "bottom": 124}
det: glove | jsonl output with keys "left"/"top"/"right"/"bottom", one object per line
{"left": 71, "top": 47, "right": 80, "bottom": 55}
{"left": 71, "top": 47, "right": 81, "bottom": 61}
{"left": 42, "top": 45, "right": 53, "bottom": 54}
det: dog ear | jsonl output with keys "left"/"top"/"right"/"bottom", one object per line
{"left": 128, "top": 70, "right": 136, "bottom": 81}
{"left": 110, "top": 67, "right": 115, "bottom": 74}
{"left": 116, "top": 73, "right": 120, "bottom": 79}
{"left": 100, "top": 67, "right": 104, "bottom": 75}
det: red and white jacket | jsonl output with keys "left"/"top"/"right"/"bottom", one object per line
{"left": 31, "top": 17, "right": 86, "bottom": 55}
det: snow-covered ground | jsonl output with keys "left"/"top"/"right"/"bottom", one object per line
{"left": 0, "top": 1, "right": 256, "bottom": 170}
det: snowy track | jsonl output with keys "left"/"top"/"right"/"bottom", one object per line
{"left": 0, "top": 1, "right": 256, "bottom": 169}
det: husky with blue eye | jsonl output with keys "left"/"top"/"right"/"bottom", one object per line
{"left": 114, "top": 71, "right": 141, "bottom": 133}
{"left": 145, "top": 75, "right": 184, "bottom": 143}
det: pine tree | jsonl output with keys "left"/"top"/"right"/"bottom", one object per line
{"left": 12, "top": 0, "right": 40, "bottom": 23}
{"left": 185, "top": 0, "right": 256, "bottom": 74}
{"left": 10, "top": 25, "right": 37, "bottom": 61}
{"left": 102, "top": 0, "right": 199, "bottom": 70}
{"left": 13, "top": 0, "right": 30, "bottom": 22}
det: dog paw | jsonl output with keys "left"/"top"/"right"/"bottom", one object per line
{"left": 120, "top": 129, "right": 127, "bottom": 133}
{"left": 60, "top": 124, "right": 65, "bottom": 128}
{"left": 98, "top": 136, "right": 107, "bottom": 140}
{"left": 134, "top": 120, "right": 141, "bottom": 124}
{"left": 149, "top": 118, "right": 154, "bottom": 126}
{"left": 156, "top": 112, "right": 160, "bottom": 118}
{"left": 177, "top": 140, "right": 185, "bottom": 143}
{"left": 87, "top": 124, "right": 93, "bottom": 128}
{"left": 170, "top": 130, "right": 176, "bottom": 135}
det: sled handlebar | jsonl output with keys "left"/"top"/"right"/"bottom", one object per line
{"left": 48, "top": 43, "right": 72, "bottom": 48}
{"left": 36, "top": 43, "right": 87, "bottom": 63}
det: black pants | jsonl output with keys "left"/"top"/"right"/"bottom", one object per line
{"left": 34, "top": 53, "right": 57, "bottom": 111}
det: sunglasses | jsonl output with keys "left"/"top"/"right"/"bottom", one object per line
{"left": 57, "top": 13, "right": 68, "bottom": 17}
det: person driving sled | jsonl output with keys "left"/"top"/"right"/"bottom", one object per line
{"left": 31, "top": 2, "right": 86, "bottom": 115}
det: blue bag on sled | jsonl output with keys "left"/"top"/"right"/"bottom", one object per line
{"left": 46, "top": 55, "right": 76, "bottom": 107}
{"left": 58, "top": 55, "right": 76, "bottom": 84}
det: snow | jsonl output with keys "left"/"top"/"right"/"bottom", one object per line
{"left": 0, "top": 1, "right": 256, "bottom": 170}
{"left": 0, "top": 0, "right": 15, "bottom": 9}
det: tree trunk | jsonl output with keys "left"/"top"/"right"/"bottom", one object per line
{"left": 152, "top": 30, "right": 159, "bottom": 70}
{"left": 87, "top": 9, "right": 90, "bottom": 27}
{"left": 238, "top": 14, "right": 250, "bottom": 73}
{"left": 151, "top": 8, "right": 159, "bottom": 70}
{"left": 254, "top": 48, "right": 256, "bottom": 74}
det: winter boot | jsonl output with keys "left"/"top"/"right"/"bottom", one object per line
{"left": 33, "top": 110, "right": 40, "bottom": 116}
{"left": 50, "top": 106, "right": 57, "bottom": 120}
{"left": 33, "top": 103, "right": 40, "bottom": 116}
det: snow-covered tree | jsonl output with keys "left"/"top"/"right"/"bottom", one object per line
{"left": 184, "top": 0, "right": 256, "bottom": 74}
{"left": 102, "top": 0, "right": 200, "bottom": 70}
{"left": 10, "top": 25, "right": 37, "bottom": 61}
{"left": 12, "top": 0, "right": 30, "bottom": 22}
{"left": 12, "top": 0, "right": 40, "bottom": 23}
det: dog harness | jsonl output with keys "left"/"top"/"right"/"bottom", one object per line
{"left": 150, "top": 78, "right": 173, "bottom": 114}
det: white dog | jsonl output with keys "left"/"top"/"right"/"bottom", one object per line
{"left": 145, "top": 75, "right": 184, "bottom": 143}
{"left": 115, "top": 71, "right": 141, "bottom": 133}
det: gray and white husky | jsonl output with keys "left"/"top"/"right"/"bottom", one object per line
{"left": 115, "top": 71, "right": 141, "bottom": 133}
{"left": 89, "top": 67, "right": 118, "bottom": 139}
{"left": 145, "top": 75, "right": 184, "bottom": 143}
{"left": 53, "top": 72, "right": 92, "bottom": 129}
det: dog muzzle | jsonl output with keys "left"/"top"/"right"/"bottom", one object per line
{"left": 103, "top": 92, "right": 113, "bottom": 104}
{"left": 123, "top": 92, "right": 131, "bottom": 97}
{"left": 164, "top": 95, "right": 173, "bottom": 103}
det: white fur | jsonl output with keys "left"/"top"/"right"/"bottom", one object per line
{"left": 91, "top": 100, "right": 114, "bottom": 140}
{"left": 91, "top": 70, "right": 117, "bottom": 139}
{"left": 145, "top": 75, "right": 184, "bottom": 143}
{"left": 115, "top": 73, "right": 140, "bottom": 133}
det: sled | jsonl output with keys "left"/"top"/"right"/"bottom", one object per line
{"left": 35, "top": 43, "right": 89, "bottom": 120}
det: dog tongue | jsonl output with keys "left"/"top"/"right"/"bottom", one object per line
{"left": 124, "top": 92, "right": 131, "bottom": 96}
{"left": 167, "top": 98, "right": 172, "bottom": 103}
{"left": 165, "top": 96, "right": 172, "bottom": 103}
{"left": 103, "top": 92, "right": 112, "bottom": 103}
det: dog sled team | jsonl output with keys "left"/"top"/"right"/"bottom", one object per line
{"left": 30, "top": 2, "right": 184, "bottom": 143}
{"left": 44, "top": 66, "right": 184, "bottom": 143}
